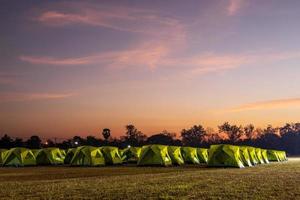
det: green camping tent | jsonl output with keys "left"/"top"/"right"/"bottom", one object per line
{"left": 247, "top": 147, "right": 259, "bottom": 165}
{"left": 31, "top": 149, "right": 41, "bottom": 158}
{"left": 197, "top": 148, "right": 208, "bottom": 164}
{"left": 138, "top": 145, "right": 172, "bottom": 166}
{"left": 267, "top": 150, "right": 280, "bottom": 162}
{"left": 168, "top": 146, "right": 184, "bottom": 165}
{"left": 64, "top": 148, "right": 76, "bottom": 164}
{"left": 36, "top": 148, "right": 65, "bottom": 165}
{"left": 261, "top": 149, "right": 270, "bottom": 164}
{"left": 120, "top": 146, "right": 142, "bottom": 163}
{"left": 70, "top": 146, "right": 105, "bottom": 166}
{"left": 2, "top": 148, "right": 36, "bottom": 167}
{"left": 181, "top": 147, "right": 200, "bottom": 164}
{"left": 255, "top": 148, "right": 265, "bottom": 164}
{"left": 0, "top": 149, "right": 7, "bottom": 166}
{"left": 276, "top": 151, "right": 287, "bottom": 162}
{"left": 208, "top": 144, "right": 245, "bottom": 168}
{"left": 60, "top": 149, "right": 66, "bottom": 157}
{"left": 239, "top": 146, "right": 252, "bottom": 167}
{"left": 101, "top": 146, "right": 123, "bottom": 165}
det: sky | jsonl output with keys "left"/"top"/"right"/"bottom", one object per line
{"left": 1, "top": 0, "right": 300, "bottom": 139}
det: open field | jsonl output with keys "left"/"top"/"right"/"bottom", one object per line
{"left": 0, "top": 158, "right": 299, "bottom": 200}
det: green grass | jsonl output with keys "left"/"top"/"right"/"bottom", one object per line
{"left": 0, "top": 158, "right": 299, "bottom": 200}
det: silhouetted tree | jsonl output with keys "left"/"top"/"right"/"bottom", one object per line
{"left": 13, "top": 137, "right": 24, "bottom": 147}
{"left": 0, "top": 134, "right": 13, "bottom": 149}
{"left": 181, "top": 125, "right": 206, "bottom": 147}
{"left": 26, "top": 135, "right": 42, "bottom": 149}
{"left": 122, "top": 124, "right": 147, "bottom": 146}
{"left": 218, "top": 122, "right": 244, "bottom": 143}
{"left": 147, "top": 130, "right": 176, "bottom": 145}
{"left": 102, "top": 128, "right": 111, "bottom": 141}
{"left": 244, "top": 124, "right": 255, "bottom": 139}
{"left": 86, "top": 136, "right": 101, "bottom": 146}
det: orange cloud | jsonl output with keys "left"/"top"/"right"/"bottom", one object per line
{"left": 229, "top": 98, "right": 300, "bottom": 112}
{"left": 227, "top": 0, "right": 245, "bottom": 16}
{"left": 0, "top": 92, "right": 75, "bottom": 102}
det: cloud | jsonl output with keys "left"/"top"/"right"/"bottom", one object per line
{"left": 36, "top": 6, "right": 185, "bottom": 39}
{"left": 20, "top": 42, "right": 170, "bottom": 69}
{"left": 227, "top": 0, "right": 245, "bottom": 16}
{"left": 229, "top": 98, "right": 300, "bottom": 112}
{"left": 0, "top": 73, "right": 19, "bottom": 85}
{"left": 0, "top": 92, "right": 75, "bottom": 102}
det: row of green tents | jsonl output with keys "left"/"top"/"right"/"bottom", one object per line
{"left": 0, "top": 144, "right": 287, "bottom": 167}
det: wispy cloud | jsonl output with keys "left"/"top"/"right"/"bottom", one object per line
{"left": 0, "top": 92, "right": 75, "bottom": 102}
{"left": 36, "top": 5, "right": 185, "bottom": 39}
{"left": 227, "top": 0, "right": 245, "bottom": 16}
{"left": 0, "top": 73, "right": 19, "bottom": 85}
{"left": 20, "top": 42, "right": 170, "bottom": 69}
{"left": 228, "top": 98, "right": 300, "bottom": 112}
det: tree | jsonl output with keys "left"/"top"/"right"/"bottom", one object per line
{"left": 0, "top": 134, "right": 13, "bottom": 149}
{"left": 13, "top": 137, "right": 24, "bottom": 147}
{"left": 122, "top": 124, "right": 147, "bottom": 146}
{"left": 86, "top": 136, "right": 100, "bottom": 146}
{"left": 244, "top": 124, "right": 255, "bottom": 139}
{"left": 218, "top": 122, "right": 244, "bottom": 143}
{"left": 26, "top": 135, "right": 42, "bottom": 149}
{"left": 181, "top": 125, "right": 206, "bottom": 146}
{"left": 146, "top": 130, "right": 176, "bottom": 145}
{"left": 102, "top": 128, "right": 111, "bottom": 141}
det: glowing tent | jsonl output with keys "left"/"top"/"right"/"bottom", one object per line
{"left": 247, "top": 147, "right": 259, "bottom": 165}
{"left": 2, "top": 148, "right": 36, "bottom": 167}
{"left": 196, "top": 148, "right": 208, "bottom": 163}
{"left": 261, "top": 149, "right": 270, "bottom": 164}
{"left": 239, "top": 146, "right": 252, "bottom": 167}
{"left": 120, "top": 146, "right": 141, "bottom": 163}
{"left": 101, "top": 146, "right": 123, "bottom": 165}
{"left": 267, "top": 150, "right": 280, "bottom": 162}
{"left": 167, "top": 146, "right": 184, "bottom": 165}
{"left": 255, "top": 148, "right": 265, "bottom": 164}
{"left": 0, "top": 149, "right": 7, "bottom": 165}
{"left": 208, "top": 144, "right": 244, "bottom": 168}
{"left": 36, "top": 148, "right": 65, "bottom": 165}
{"left": 137, "top": 145, "right": 172, "bottom": 166}
{"left": 70, "top": 146, "right": 105, "bottom": 166}
{"left": 64, "top": 148, "right": 76, "bottom": 164}
{"left": 181, "top": 147, "right": 200, "bottom": 164}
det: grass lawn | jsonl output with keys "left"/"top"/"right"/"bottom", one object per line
{"left": 0, "top": 158, "right": 299, "bottom": 200}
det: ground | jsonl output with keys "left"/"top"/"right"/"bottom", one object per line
{"left": 0, "top": 158, "right": 299, "bottom": 200}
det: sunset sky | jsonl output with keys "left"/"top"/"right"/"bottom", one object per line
{"left": 1, "top": 0, "right": 300, "bottom": 139}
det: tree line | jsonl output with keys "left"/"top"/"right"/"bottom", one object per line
{"left": 1, "top": 122, "right": 300, "bottom": 155}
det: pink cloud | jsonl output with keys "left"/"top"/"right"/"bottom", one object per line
{"left": 229, "top": 98, "right": 300, "bottom": 112}
{"left": 227, "top": 0, "right": 245, "bottom": 16}
{"left": 0, "top": 92, "right": 75, "bottom": 102}
{"left": 20, "top": 42, "right": 170, "bottom": 69}
{"left": 36, "top": 6, "right": 185, "bottom": 38}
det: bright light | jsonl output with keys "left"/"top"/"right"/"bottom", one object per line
{"left": 45, "top": 142, "right": 48, "bottom": 145}
{"left": 127, "top": 145, "right": 131, "bottom": 148}
{"left": 74, "top": 141, "right": 79, "bottom": 145}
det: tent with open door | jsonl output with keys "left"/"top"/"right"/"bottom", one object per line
{"left": 167, "top": 146, "right": 184, "bottom": 165}
{"left": 36, "top": 148, "right": 65, "bottom": 165}
{"left": 181, "top": 147, "right": 200, "bottom": 164}
{"left": 64, "top": 148, "right": 76, "bottom": 164}
{"left": 101, "top": 146, "right": 123, "bottom": 165}
{"left": 197, "top": 148, "right": 208, "bottom": 163}
{"left": 70, "top": 146, "right": 105, "bottom": 166}
{"left": 120, "top": 146, "right": 141, "bottom": 163}
{"left": 239, "top": 146, "right": 252, "bottom": 167}
{"left": 138, "top": 145, "right": 172, "bottom": 166}
{"left": 207, "top": 144, "right": 244, "bottom": 168}
{"left": 2, "top": 148, "right": 36, "bottom": 167}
